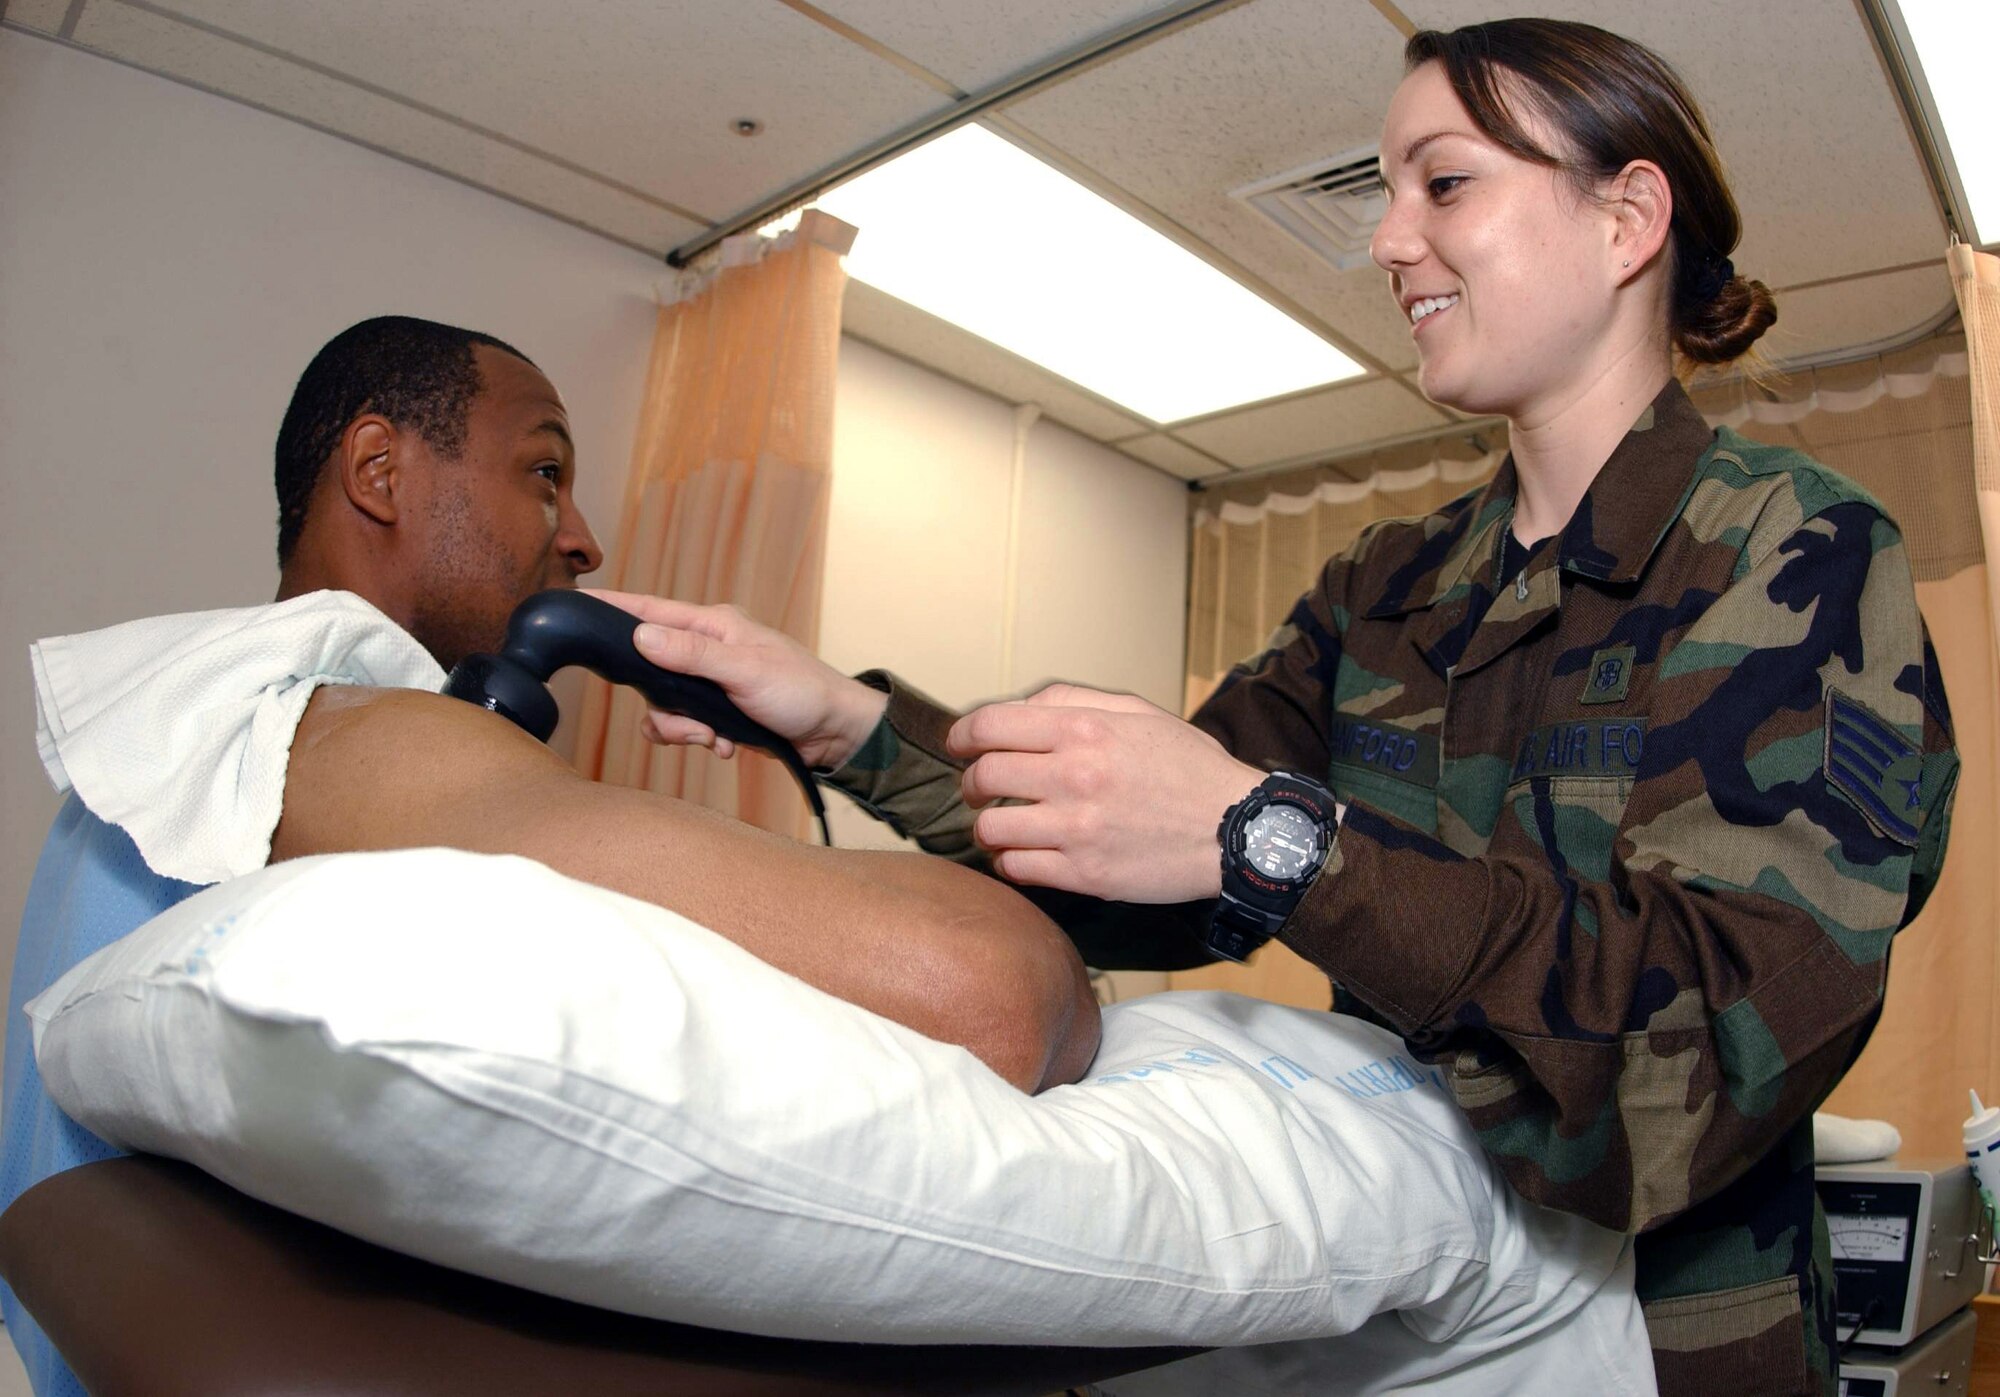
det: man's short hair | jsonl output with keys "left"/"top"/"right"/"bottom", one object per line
{"left": 274, "top": 316, "right": 535, "bottom": 563}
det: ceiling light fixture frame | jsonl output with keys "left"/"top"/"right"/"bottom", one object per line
{"left": 1855, "top": 0, "right": 1983, "bottom": 247}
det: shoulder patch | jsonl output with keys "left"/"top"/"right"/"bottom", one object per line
{"left": 1824, "top": 688, "right": 1923, "bottom": 846}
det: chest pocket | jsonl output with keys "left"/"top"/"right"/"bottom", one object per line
{"left": 1502, "top": 718, "right": 1648, "bottom": 883}
{"left": 1326, "top": 713, "right": 1440, "bottom": 833}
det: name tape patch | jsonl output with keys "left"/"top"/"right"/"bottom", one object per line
{"left": 1510, "top": 718, "right": 1649, "bottom": 784}
{"left": 1824, "top": 688, "right": 1923, "bottom": 846}
{"left": 1329, "top": 716, "right": 1440, "bottom": 789}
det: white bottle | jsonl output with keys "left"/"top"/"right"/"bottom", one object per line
{"left": 1966, "top": 1091, "right": 2000, "bottom": 1196}
{"left": 1964, "top": 1091, "right": 2000, "bottom": 1282}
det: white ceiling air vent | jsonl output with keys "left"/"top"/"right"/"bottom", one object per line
{"left": 1231, "top": 145, "right": 1386, "bottom": 272}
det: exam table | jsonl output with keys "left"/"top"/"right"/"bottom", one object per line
{"left": 0, "top": 1156, "right": 1198, "bottom": 1395}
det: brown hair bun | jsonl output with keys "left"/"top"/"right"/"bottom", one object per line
{"left": 1675, "top": 272, "right": 1778, "bottom": 365}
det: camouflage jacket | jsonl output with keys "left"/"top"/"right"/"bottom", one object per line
{"left": 825, "top": 381, "right": 1959, "bottom": 1397}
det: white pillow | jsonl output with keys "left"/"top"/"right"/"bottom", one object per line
{"left": 29, "top": 849, "right": 1648, "bottom": 1390}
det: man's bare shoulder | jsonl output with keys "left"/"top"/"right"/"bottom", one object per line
{"left": 272, "top": 684, "right": 580, "bottom": 862}
{"left": 293, "top": 684, "right": 571, "bottom": 776}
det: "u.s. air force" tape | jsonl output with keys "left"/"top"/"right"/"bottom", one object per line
{"left": 1509, "top": 718, "right": 1649, "bottom": 784}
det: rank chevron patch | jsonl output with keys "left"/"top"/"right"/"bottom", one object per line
{"left": 1823, "top": 688, "right": 1923, "bottom": 846}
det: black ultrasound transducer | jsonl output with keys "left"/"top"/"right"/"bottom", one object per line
{"left": 443, "top": 590, "right": 831, "bottom": 845}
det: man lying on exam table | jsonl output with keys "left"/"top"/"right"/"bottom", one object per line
{"left": 11, "top": 316, "right": 1653, "bottom": 1394}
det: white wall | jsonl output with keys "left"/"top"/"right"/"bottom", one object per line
{"left": 0, "top": 30, "right": 1191, "bottom": 1000}
{"left": 0, "top": 27, "right": 661, "bottom": 927}
{"left": 823, "top": 343, "right": 1189, "bottom": 850}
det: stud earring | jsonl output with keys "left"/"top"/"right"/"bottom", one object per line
{"left": 1622, "top": 260, "right": 1631, "bottom": 268}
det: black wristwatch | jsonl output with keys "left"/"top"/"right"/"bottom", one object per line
{"left": 1207, "top": 772, "right": 1340, "bottom": 963}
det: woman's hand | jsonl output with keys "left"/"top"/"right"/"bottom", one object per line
{"left": 587, "top": 590, "right": 887, "bottom": 770}
{"left": 947, "top": 684, "right": 1263, "bottom": 903}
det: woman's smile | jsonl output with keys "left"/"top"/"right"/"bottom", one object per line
{"left": 1408, "top": 293, "right": 1460, "bottom": 332}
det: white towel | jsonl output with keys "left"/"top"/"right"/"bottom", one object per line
{"left": 1813, "top": 1112, "right": 1901, "bottom": 1164}
{"left": 31, "top": 590, "right": 444, "bottom": 885}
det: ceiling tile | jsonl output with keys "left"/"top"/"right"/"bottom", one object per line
{"left": 1175, "top": 377, "right": 1448, "bottom": 468}
{"left": 1400, "top": 1, "right": 1947, "bottom": 284}
{"left": 3, "top": 0, "right": 73, "bottom": 33}
{"left": 38, "top": 0, "right": 1950, "bottom": 436}
{"left": 812, "top": 0, "right": 1186, "bottom": 94}
{"left": 841, "top": 281, "right": 1152, "bottom": 441}
{"left": 68, "top": 2, "right": 704, "bottom": 252}
{"left": 1120, "top": 433, "right": 1233, "bottom": 480}
{"left": 1759, "top": 264, "right": 1954, "bottom": 367}
{"left": 132, "top": 0, "right": 952, "bottom": 228}
{"left": 1009, "top": 0, "right": 1951, "bottom": 382}
{"left": 1002, "top": 0, "right": 1419, "bottom": 372}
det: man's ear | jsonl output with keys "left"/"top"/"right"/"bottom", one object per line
{"left": 1607, "top": 159, "right": 1673, "bottom": 286}
{"left": 338, "top": 416, "right": 400, "bottom": 527}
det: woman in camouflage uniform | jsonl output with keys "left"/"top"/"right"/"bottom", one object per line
{"left": 614, "top": 20, "right": 1958, "bottom": 1397}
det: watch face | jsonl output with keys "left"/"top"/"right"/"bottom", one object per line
{"left": 1242, "top": 802, "right": 1321, "bottom": 882}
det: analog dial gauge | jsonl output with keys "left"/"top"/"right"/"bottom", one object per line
{"left": 1825, "top": 1213, "right": 1910, "bottom": 1262}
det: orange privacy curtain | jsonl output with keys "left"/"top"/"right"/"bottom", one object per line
{"left": 1820, "top": 248, "right": 2000, "bottom": 1156}
{"left": 573, "top": 210, "right": 855, "bottom": 840}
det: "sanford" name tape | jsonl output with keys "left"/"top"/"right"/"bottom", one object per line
{"left": 1329, "top": 717, "right": 1441, "bottom": 788}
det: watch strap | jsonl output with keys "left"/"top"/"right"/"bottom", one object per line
{"left": 1207, "top": 897, "right": 1286, "bottom": 963}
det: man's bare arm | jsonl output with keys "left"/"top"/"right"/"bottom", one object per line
{"left": 272, "top": 686, "right": 1101, "bottom": 1092}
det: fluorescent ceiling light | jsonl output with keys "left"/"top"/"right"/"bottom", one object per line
{"left": 1896, "top": 0, "right": 2000, "bottom": 245}
{"left": 769, "top": 125, "right": 1365, "bottom": 424}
